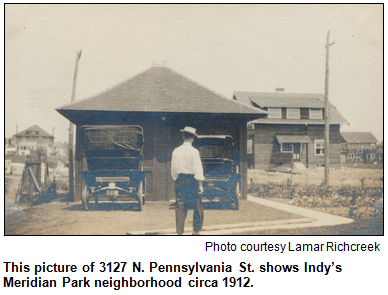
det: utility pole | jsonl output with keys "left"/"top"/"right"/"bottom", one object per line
{"left": 324, "top": 31, "right": 335, "bottom": 186}
{"left": 68, "top": 50, "right": 82, "bottom": 200}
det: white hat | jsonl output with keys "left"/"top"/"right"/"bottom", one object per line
{"left": 180, "top": 126, "right": 197, "bottom": 137}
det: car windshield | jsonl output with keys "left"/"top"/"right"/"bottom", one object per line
{"left": 81, "top": 125, "right": 144, "bottom": 153}
{"left": 195, "top": 136, "right": 233, "bottom": 159}
{"left": 199, "top": 146, "right": 228, "bottom": 158}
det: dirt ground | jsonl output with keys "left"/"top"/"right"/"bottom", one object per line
{"left": 5, "top": 200, "right": 303, "bottom": 235}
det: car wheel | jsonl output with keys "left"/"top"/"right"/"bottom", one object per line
{"left": 142, "top": 177, "right": 146, "bottom": 205}
{"left": 233, "top": 181, "right": 240, "bottom": 210}
{"left": 82, "top": 190, "right": 88, "bottom": 211}
{"left": 137, "top": 180, "right": 143, "bottom": 211}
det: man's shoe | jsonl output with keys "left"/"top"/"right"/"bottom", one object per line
{"left": 192, "top": 231, "right": 200, "bottom": 235}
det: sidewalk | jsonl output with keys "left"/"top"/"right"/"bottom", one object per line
{"left": 127, "top": 195, "right": 354, "bottom": 235}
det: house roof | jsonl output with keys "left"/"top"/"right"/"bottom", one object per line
{"left": 341, "top": 132, "right": 378, "bottom": 143}
{"left": 14, "top": 125, "right": 53, "bottom": 138}
{"left": 233, "top": 91, "right": 348, "bottom": 124}
{"left": 276, "top": 135, "right": 311, "bottom": 144}
{"left": 56, "top": 67, "right": 267, "bottom": 117}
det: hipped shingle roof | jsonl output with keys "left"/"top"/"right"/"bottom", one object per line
{"left": 341, "top": 132, "right": 378, "bottom": 143}
{"left": 14, "top": 125, "right": 53, "bottom": 138}
{"left": 57, "top": 67, "right": 266, "bottom": 116}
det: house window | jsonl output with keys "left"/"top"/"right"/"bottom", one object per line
{"left": 342, "top": 143, "right": 347, "bottom": 150}
{"left": 367, "top": 153, "right": 375, "bottom": 159}
{"left": 268, "top": 107, "right": 282, "bottom": 118}
{"left": 310, "top": 108, "right": 323, "bottom": 119}
{"left": 281, "top": 142, "right": 293, "bottom": 153}
{"left": 315, "top": 139, "right": 325, "bottom": 155}
{"left": 247, "top": 139, "right": 253, "bottom": 154}
{"left": 357, "top": 149, "right": 363, "bottom": 154}
{"left": 348, "top": 153, "right": 354, "bottom": 159}
{"left": 371, "top": 143, "right": 375, "bottom": 148}
{"left": 286, "top": 108, "right": 300, "bottom": 119}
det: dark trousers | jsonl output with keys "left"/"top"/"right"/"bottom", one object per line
{"left": 175, "top": 174, "right": 204, "bottom": 234}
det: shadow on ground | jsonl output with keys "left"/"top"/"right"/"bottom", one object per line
{"left": 64, "top": 203, "right": 141, "bottom": 211}
{"left": 168, "top": 201, "right": 237, "bottom": 211}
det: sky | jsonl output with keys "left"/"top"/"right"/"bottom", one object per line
{"left": 4, "top": 4, "right": 383, "bottom": 142}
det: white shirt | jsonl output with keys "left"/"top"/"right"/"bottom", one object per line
{"left": 171, "top": 142, "right": 204, "bottom": 181}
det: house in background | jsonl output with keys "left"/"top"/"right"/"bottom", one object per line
{"left": 54, "top": 141, "right": 68, "bottom": 157}
{"left": 247, "top": 122, "right": 255, "bottom": 168}
{"left": 5, "top": 136, "right": 17, "bottom": 155}
{"left": 234, "top": 89, "right": 348, "bottom": 170}
{"left": 375, "top": 141, "right": 384, "bottom": 163}
{"left": 340, "top": 132, "right": 379, "bottom": 164}
{"left": 12, "top": 125, "right": 54, "bottom": 156}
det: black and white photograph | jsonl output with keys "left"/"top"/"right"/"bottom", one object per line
{"left": 4, "top": 4, "right": 383, "bottom": 236}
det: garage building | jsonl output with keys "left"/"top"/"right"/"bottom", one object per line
{"left": 56, "top": 66, "right": 266, "bottom": 202}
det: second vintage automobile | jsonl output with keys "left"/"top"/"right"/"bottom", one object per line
{"left": 194, "top": 135, "right": 240, "bottom": 210}
{"left": 80, "top": 125, "right": 146, "bottom": 211}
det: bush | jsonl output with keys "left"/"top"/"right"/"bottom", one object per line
{"left": 5, "top": 154, "right": 27, "bottom": 164}
{"left": 55, "top": 180, "right": 69, "bottom": 191}
{"left": 251, "top": 183, "right": 383, "bottom": 218}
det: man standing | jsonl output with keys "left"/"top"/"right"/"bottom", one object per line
{"left": 171, "top": 126, "right": 204, "bottom": 235}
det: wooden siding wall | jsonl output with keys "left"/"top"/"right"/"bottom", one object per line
{"left": 140, "top": 125, "right": 154, "bottom": 198}
{"left": 253, "top": 124, "right": 307, "bottom": 169}
{"left": 74, "top": 126, "right": 83, "bottom": 201}
{"left": 154, "top": 126, "right": 168, "bottom": 200}
{"left": 306, "top": 125, "right": 343, "bottom": 167}
{"left": 253, "top": 124, "right": 344, "bottom": 170}
{"left": 240, "top": 124, "right": 248, "bottom": 200}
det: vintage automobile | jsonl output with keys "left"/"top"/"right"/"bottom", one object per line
{"left": 80, "top": 125, "right": 146, "bottom": 211}
{"left": 194, "top": 135, "right": 240, "bottom": 210}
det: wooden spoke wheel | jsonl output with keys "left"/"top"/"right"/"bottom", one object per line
{"left": 137, "top": 180, "right": 144, "bottom": 211}
{"left": 81, "top": 191, "right": 89, "bottom": 211}
{"left": 233, "top": 181, "right": 240, "bottom": 210}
